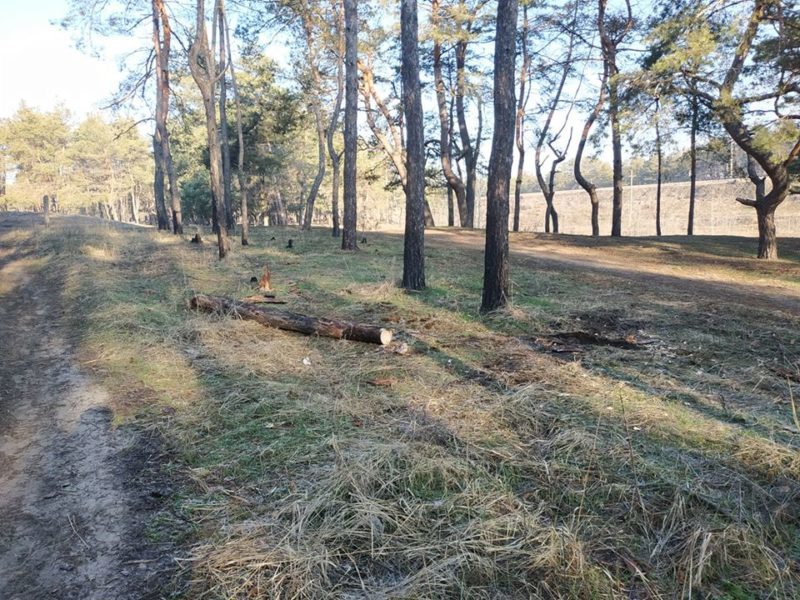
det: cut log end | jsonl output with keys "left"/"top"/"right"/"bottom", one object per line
{"left": 379, "top": 329, "right": 393, "bottom": 345}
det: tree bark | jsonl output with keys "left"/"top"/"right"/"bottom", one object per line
{"left": 687, "top": 93, "right": 697, "bottom": 235}
{"left": 756, "top": 203, "right": 777, "bottom": 259}
{"left": 447, "top": 185, "right": 454, "bottom": 227}
{"left": 190, "top": 294, "right": 393, "bottom": 345}
{"left": 432, "top": 0, "right": 467, "bottom": 227}
{"left": 188, "top": 0, "right": 229, "bottom": 259}
{"left": 341, "top": 0, "right": 358, "bottom": 250}
{"left": 401, "top": 0, "right": 425, "bottom": 291}
{"left": 152, "top": 135, "right": 168, "bottom": 229}
{"left": 481, "top": 0, "right": 517, "bottom": 314}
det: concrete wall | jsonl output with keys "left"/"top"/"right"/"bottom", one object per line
{"left": 513, "top": 179, "right": 800, "bottom": 237}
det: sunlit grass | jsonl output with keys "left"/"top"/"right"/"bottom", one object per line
{"left": 24, "top": 216, "right": 800, "bottom": 598}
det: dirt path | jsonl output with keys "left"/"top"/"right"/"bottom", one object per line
{"left": 0, "top": 214, "right": 171, "bottom": 599}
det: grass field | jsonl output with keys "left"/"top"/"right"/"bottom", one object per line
{"left": 7, "top": 215, "right": 800, "bottom": 598}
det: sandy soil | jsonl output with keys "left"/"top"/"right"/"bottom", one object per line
{"left": 0, "top": 213, "right": 173, "bottom": 599}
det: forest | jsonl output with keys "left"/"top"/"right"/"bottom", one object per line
{"left": 1, "top": 0, "right": 798, "bottom": 272}
{"left": 1, "top": 1, "right": 800, "bottom": 598}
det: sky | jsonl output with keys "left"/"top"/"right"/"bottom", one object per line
{"left": 0, "top": 0, "right": 138, "bottom": 120}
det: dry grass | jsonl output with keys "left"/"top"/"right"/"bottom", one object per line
{"left": 12, "top": 214, "right": 800, "bottom": 598}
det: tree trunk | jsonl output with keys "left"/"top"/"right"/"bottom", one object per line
{"left": 218, "top": 0, "right": 235, "bottom": 233}
{"left": 447, "top": 186, "right": 454, "bottom": 227}
{"left": 513, "top": 4, "right": 530, "bottom": 233}
{"left": 687, "top": 93, "right": 697, "bottom": 235}
{"left": 342, "top": 0, "right": 358, "bottom": 250}
{"left": 598, "top": 0, "right": 631, "bottom": 238}
{"left": 360, "top": 60, "right": 435, "bottom": 227}
{"left": 191, "top": 294, "right": 393, "bottom": 344}
{"left": 152, "top": 136, "right": 169, "bottom": 229}
{"left": 327, "top": 0, "right": 345, "bottom": 238}
{"left": 756, "top": 203, "right": 777, "bottom": 259}
{"left": 401, "top": 0, "right": 425, "bottom": 291}
{"left": 655, "top": 100, "right": 662, "bottom": 237}
{"left": 129, "top": 190, "right": 138, "bottom": 224}
{"left": 481, "top": 0, "right": 517, "bottom": 314}
{"left": 152, "top": 0, "right": 181, "bottom": 234}
{"left": 188, "top": 0, "right": 229, "bottom": 259}
{"left": 432, "top": 0, "right": 468, "bottom": 227}
{"left": 575, "top": 65, "right": 606, "bottom": 237}
{"left": 454, "top": 18, "right": 479, "bottom": 228}
{"left": 609, "top": 67, "right": 623, "bottom": 237}
{"left": 300, "top": 13, "right": 327, "bottom": 232}
{"left": 223, "top": 8, "right": 249, "bottom": 245}
{"left": 534, "top": 9, "right": 574, "bottom": 237}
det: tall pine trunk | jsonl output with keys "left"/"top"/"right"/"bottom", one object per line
{"left": 189, "top": 0, "right": 229, "bottom": 259}
{"left": 327, "top": 0, "right": 345, "bottom": 238}
{"left": 609, "top": 68, "right": 623, "bottom": 237}
{"left": 341, "top": 0, "right": 358, "bottom": 250}
{"left": 513, "top": 5, "right": 530, "bottom": 233}
{"left": 655, "top": 99, "right": 663, "bottom": 237}
{"left": 575, "top": 64, "right": 606, "bottom": 237}
{"left": 152, "top": 0, "right": 181, "bottom": 234}
{"left": 223, "top": 9, "right": 249, "bottom": 245}
{"left": 432, "top": 0, "right": 467, "bottom": 228}
{"left": 481, "top": 0, "right": 517, "bottom": 313}
{"left": 687, "top": 94, "right": 698, "bottom": 235}
{"left": 401, "top": 0, "right": 425, "bottom": 290}
{"left": 218, "top": 0, "right": 235, "bottom": 233}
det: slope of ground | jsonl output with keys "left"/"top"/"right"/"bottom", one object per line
{"left": 2, "top": 212, "right": 798, "bottom": 598}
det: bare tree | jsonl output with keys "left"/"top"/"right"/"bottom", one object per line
{"left": 401, "top": 0, "right": 425, "bottom": 290}
{"left": 481, "top": 0, "right": 517, "bottom": 313}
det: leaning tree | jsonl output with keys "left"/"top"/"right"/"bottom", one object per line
{"left": 652, "top": 0, "right": 800, "bottom": 258}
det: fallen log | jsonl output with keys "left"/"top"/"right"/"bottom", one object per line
{"left": 190, "top": 294, "right": 393, "bottom": 345}
{"left": 241, "top": 295, "right": 287, "bottom": 304}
